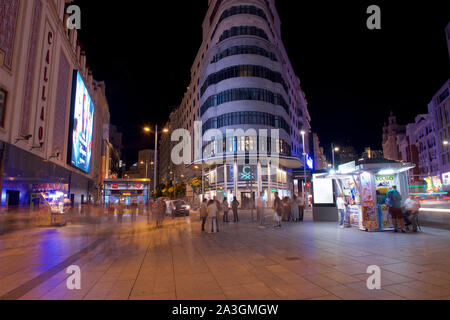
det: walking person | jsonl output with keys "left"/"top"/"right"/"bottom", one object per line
{"left": 299, "top": 195, "right": 305, "bottom": 221}
{"left": 386, "top": 186, "right": 406, "bottom": 233}
{"left": 337, "top": 194, "right": 347, "bottom": 228}
{"left": 291, "top": 195, "right": 300, "bottom": 222}
{"left": 200, "top": 199, "right": 208, "bottom": 232}
{"left": 207, "top": 200, "right": 219, "bottom": 233}
{"left": 256, "top": 193, "right": 266, "bottom": 226}
{"left": 232, "top": 197, "right": 240, "bottom": 223}
{"left": 214, "top": 197, "right": 222, "bottom": 229}
{"left": 282, "top": 197, "right": 291, "bottom": 222}
{"left": 117, "top": 202, "right": 124, "bottom": 224}
{"left": 159, "top": 199, "right": 167, "bottom": 228}
{"left": 222, "top": 198, "right": 230, "bottom": 223}
{"left": 273, "top": 192, "right": 283, "bottom": 228}
{"left": 146, "top": 200, "right": 153, "bottom": 224}
{"left": 403, "top": 195, "right": 421, "bottom": 233}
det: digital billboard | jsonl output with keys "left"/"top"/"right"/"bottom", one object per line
{"left": 69, "top": 71, "right": 94, "bottom": 173}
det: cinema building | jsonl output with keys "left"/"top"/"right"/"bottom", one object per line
{"left": 166, "top": 0, "right": 312, "bottom": 205}
{"left": 0, "top": 0, "right": 112, "bottom": 207}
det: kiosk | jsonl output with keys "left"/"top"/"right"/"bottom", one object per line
{"left": 313, "top": 159, "right": 414, "bottom": 232}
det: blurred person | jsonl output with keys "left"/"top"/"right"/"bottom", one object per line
{"left": 298, "top": 195, "right": 305, "bottom": 221}
{"left": 231, "top": 197, "right": 240, "bottom": 223}
{"left": 291, "top": 195, "right": 300, "bottom": 222}
{"left": 222, "top": 198, "right": 230, "bottom": 223}
{"left": 273, "top": 192, "right": 283, "bottom": 228}
{"left": 117, "top": 201, "right": 124, "bottom": 224}
{"left": 158, "top": 200, "right": 167, "bottom": 228}
{"left": 200, "top": 199, "right": 208, "bottom": 232}
{"left": 138, "top": 200, "right": 145, "bottom": 216}
{"left": 282, "top": 197, "right": 291, "bottom": 222}
{"left": 147, "top": 200, "right": 154, "bottom": 225}
{"left": 207, "top": 200, "right": 219, "bottom": 233}
{"left": 256, "top": 192, "right": 266, "bottom": 226}
{"left": 337, "top": 194, "right": 347, "bottom": 228}
{"left": 386, "top": 186, "right": 405, "bottom": 233}
{"left": 403, "top": 195, "right": 421, "bottom": 233}
{"left": 214, "top": 197, "right": 222, "bottom": 227}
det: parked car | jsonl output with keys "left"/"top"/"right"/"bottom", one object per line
{"left": 165, "top": 200, "right": 190, "bottom": 217}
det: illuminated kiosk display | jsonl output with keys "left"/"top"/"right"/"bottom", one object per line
{"left": 313, "top": 159, "right": 415, "bottom": 232}
{"left": 68, "top": 71, "right": 95, "bottom": 173}
{"left": 103, "top": 179, "right": 151, "bottom": 205}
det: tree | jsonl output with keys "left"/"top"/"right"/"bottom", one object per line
{"left": 189, "top": 176, "right": 211, "bottom": 196}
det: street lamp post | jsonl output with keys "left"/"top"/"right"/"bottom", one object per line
{"left": 332, "top": 143, "right": 339, "bottom": 170}
{"left": 144, "top": 125, "right": 169, "bottom": 201}
{"left": 301, "top": 131, "right": 307, "bottom": 201}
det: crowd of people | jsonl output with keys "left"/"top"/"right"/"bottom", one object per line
{"left": 199, "top": 192, "right": 307, "bottom": 233}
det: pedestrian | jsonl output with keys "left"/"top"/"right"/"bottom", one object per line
{"left": 337, "top": 194, "right": 347, "bottom": 228}
{"left": 282, "top": 197, "right": 291, "bottom": 222}
{"left": 200, "top": 199, "right": 208, "bottom": 232}
{"left": 273, "top": 192, "right": 283, "bottom": 228}
{"left": 222, "top": 198, "right": 230, "bottom": 223}
{"left": 298, "top": 195, "right": 305, "bottom": 221}
{"left": 291, "top": 195, "right": 300, "bottom": 222}
{"left": 147, "top": 200, "right": 154, "bottom": 225}
{"left": 207, "top": 200, "right": 219, "bottom": 233}
{"left": 214, "top": 197, "right": 222, "bottom": 226}
{"left": 386, "top": 186, "right": 405, "bottom": 233}
{"left": 117, "top": 202, "right": 124, "bottom": 224}
{"left": 403, "top": 195, "right": 421, "bottom": 233}
{"left": 159, "top": 200, "right": 167, "bottom": 228}
{"left": 256, "top": 192, "right": 266, "bottom": 226}
{"left": 232, "top": 197, "right": 240, "bottom": 223}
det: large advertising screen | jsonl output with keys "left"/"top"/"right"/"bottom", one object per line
{"left": 313, "top": 174, "right": 335, "bottom": 205}
{"left": 69, "top": 71, "right": 94, "bottom": 173}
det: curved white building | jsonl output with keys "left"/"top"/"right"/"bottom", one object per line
{"left": 170, "top": 0, "right": 312, "bottom": 205}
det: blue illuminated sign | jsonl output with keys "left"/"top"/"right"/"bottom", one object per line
{"left": 306, "top": 154, "right": 314, "bottom": 170}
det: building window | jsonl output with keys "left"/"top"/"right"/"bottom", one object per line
{"left": 200, "top": 65, "right": 289, "bottom": 96}
{"left": 211, "top": 5, "right": 270, "bottom": 39}
{"left": 218, "top": 26, "right": 269, "bottom": 43}
{"left": 202, "top": 111, "right": 291, "bottom": 135}
{"left": 0, "top": 89, "right": 6, "bottom": 127}
{"left": 201, "top": 88, "right": 289, "bottom": 116}
{"left": 211, "top": 45, "right": 278, "bottom": 63}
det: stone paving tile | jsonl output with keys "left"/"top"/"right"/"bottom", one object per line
{"left": 3, "top": 212, "right": 450, "bottom": 300}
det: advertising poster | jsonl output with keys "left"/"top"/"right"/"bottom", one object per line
{"left": 360, "top": 172, "right": 375, "bottom": 206}
{"left": 362, "top": 206, "right": 379, "bottom": 230}
{"left": 71, "top": 71, "right": 94, "bottom": 173}
{"left": 378, "top": 205, "right": 394, "bottom": 231}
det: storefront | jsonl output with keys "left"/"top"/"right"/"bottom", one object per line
{"left": 194, "top": 155, "right": 302, "bottom": 207}
{"left": 1, "top": 144, "right": 91, "bottom": 209}
{"left": 313, "top": 159, "right": 414, "bottom": 232}
{"left": 103, "top": 179, "right": 151, "bottom": 205}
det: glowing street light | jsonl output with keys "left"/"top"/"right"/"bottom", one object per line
{"left": 331, "top": 143, "right": 340, "bottom": 170}
{"left": 143, "top": 125, "right": 170, "bottom": 200}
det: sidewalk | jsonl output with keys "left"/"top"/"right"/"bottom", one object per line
{"left": 1, "top": 210, "right": 450, "bottom": 300}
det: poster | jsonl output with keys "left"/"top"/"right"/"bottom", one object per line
{"left": 360, "top": 172, "right": 375, "bottom": 206}
{"left": 362, "top": 206, "right": 379, "bottom": 230}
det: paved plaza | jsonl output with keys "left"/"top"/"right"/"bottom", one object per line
{"left": 1, "top": 211, "right": 450, "bottom": 300}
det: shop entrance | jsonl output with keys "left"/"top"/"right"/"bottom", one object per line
{"left": 240, "top": 192, "right": 255, "bottom": 209}
{"left": 6, "top": 190, "right": 20, "bottom": 207}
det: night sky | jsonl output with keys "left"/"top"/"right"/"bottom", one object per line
{"left": 73, "top": 0, "right": 449, "bottom": 166}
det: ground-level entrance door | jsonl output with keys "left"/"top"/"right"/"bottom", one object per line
{"left": 6, "top": 190, "right": 20, "bottom": 207}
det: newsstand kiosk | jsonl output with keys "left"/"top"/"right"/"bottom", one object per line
{"left": 313, "top": 159, "right": 414, "bottom": 232}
